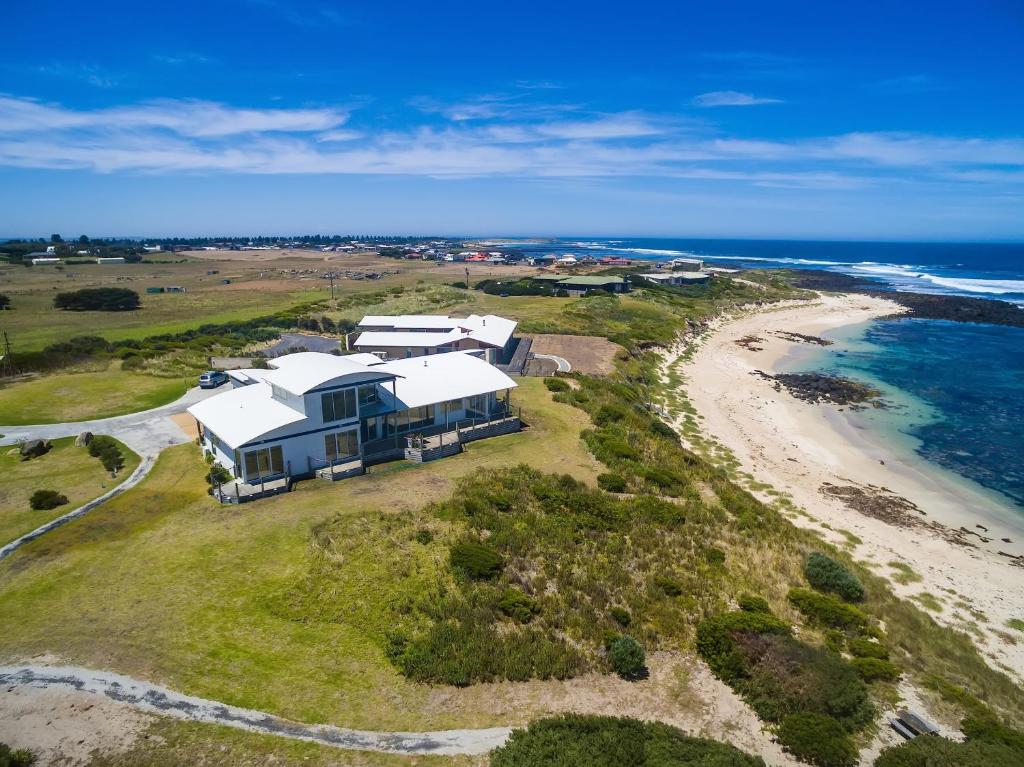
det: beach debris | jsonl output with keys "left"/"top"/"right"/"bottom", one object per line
{"left": 771, "top": 330, "right": 834, "bottom": 346}
{"left": 734, "top": 335, "right": 764, "bottom": 351}
{"left": 820, "top": 482, "right": 982, "bottom": 550}
{"left": 753, "top": 370, "right": 884, "bottom": 407}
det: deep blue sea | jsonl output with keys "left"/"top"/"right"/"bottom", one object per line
{"left": 498, "top": 238, "right": 1024, "bottom": 513}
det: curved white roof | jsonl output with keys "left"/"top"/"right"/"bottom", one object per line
{"left": 377, "top": 351, "right": 517, "bottom": 409}
{"left": 354, "top": 314, "right": 516, "bottom": 350}
{"left": 262, "top": 352, "right": 386, "bottom": 395}
{"left": 188, "top": 383, "right": 306, "bottom": 449}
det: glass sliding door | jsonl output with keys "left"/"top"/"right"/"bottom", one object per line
{"left": 325, "top": 429, "right": 359, "bottom": 462}
{"left": 243, "top": 445, "right": 284, "bottom": 481}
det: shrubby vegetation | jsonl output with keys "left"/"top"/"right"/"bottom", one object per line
{"left": 0, "top": 293, "right": 10, "bottom": 310}
{"left": 490, "top": 715, "right": 766, "bottom": 767}
{"left": 606, "top": 635, "right": 645, "bottom": 678}
{"left": 803, "top": 552, "right": 865, "bottom": 601}
{"left": 777, "top": 713, "right": 857, "bottom": 767}
{"left": 88, "top": 435, "right": 126, "bottom": 475}
{"left": 0, "top": 743, "right": 35, "bottom": 767}
{"left": 29, "top": 489, "right": 68, "bottom": 510}
{"left": 787, "top": 588, "right": 869, "bottom": 632}
{"left": 53, "top": 287, "right": 140, "bottom": 311}
{"left": 543, "top": 377, "right": 569, "bottom": 393}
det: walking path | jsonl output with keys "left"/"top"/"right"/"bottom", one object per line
{"left": 0, "top": 665, "right": 512, "bottom": 756}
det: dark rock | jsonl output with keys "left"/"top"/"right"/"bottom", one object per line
{"left": 75, "top": 431, "right": 94, "bottom": 447}
{"left": 20, "top": 438, "right": 52, "bottom": 461}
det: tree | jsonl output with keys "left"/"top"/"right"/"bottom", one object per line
{"left": 78, "top": 234, "right": 89, "bottom": 243}
{"left": 53, "top": 288, "right": 141, "bottom": 312}
{"left": 50, "top": 233, "right": 63, "bottom": 242}
{"left": 0, "top": 294, "right": 10, "bottom": 310}
{"left": 607, "top": 636, "right": 646, "bottom": 678}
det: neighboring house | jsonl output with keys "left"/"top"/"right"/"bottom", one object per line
{"left": 528, "top": 254, "right": 558, "bottom": 266}
{"left": 29, "top": 255, "right": 61, "bottom": 265}
{"left": 351, "top": 314, "right": 517, "bottom": 363}
{"left": 530, "top": 275, "right": 631, "bottom": 295}
{"left": 189, "top": 350, "right": 519, "bottom": 497}
{"left": 95, "top": 257, "right": 126, "bottom": 264}
{"left": 639, "top": 272, "right": 711, "bottom": 286}
{"left": 666, "top": 257, "right": 704, "bottom": 272}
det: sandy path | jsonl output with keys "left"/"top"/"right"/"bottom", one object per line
{"left": 0, "top": 665, "right": 511, "bottom": 757}
{"left": 670, "top": 293, "right": 1024, "bottom": 679}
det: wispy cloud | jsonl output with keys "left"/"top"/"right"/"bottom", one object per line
{"left": 36, "top": 62, "right": 119, "bottom": 88}
{"left": 0, "top": 95, "right": 1020, "bottom": 195}
{"left": 152, "top": 52, "right": 216, "bottom": 67}
{"left": 693, "top": 91, "right": 783, "bottom": 107}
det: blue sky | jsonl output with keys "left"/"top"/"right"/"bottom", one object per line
{"left": 1, "top": 0, "right": 1022, "bottom": 239}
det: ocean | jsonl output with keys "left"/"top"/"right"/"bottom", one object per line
{"left": 501, "top": 238, "right": 1024, "bottom": 513}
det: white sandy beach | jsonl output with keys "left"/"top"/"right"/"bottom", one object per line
{"left": 670, "top": 293, "right": 1024, "bottom": 679}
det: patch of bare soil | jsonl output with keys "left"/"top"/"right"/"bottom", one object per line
{"left": 0, "top": 685, "right": 152, "bottom": 766}
{"left": 425, "top": 651, "right": 799, "bottom": 765}
{"left": 526, "top": 334, "right": 623, "bottom": 376}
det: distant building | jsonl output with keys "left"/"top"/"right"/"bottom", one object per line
{"left": 666, "top": 257, "right": 704, "bottom": 272}
{"left": 30, "top": 255, "right": 61, "bottom": 265}
{"left": 95, "top": 257, "right": 126, "bottom": 265}
{"left": 530, "top": 274, "right": 631, "bottom": 295}
{"left": 351, "top": 314, "right": 518, "bottom": 364}
{"left": 527, "top": 254, "right": 557, "bottom": 266}
{"left": 639, "top": 272, "right": 711, "bottom": 286}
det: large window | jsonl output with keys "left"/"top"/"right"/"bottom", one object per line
{"left": 325, "top": 430, "right": 358, "bottom": 462}
{"left": 243, "top": 445, "right": 284, "bottom": 480}
{"left": 358, "top": 384, "right": 379, "bottom": 407}
{"left": 321, "top": 388, "right": 357, "bottom": 422}
{"left": 384, "top": 405, "right": 435, "bottom": 435}
{"left": 466, "top": 394, "right": 488, "bottom": 418}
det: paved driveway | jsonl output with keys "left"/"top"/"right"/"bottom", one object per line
{"left": 0, "top": 386, "right": 221, "bottom": 457}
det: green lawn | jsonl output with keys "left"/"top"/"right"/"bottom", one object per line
{"left": 0, "top": 366, "right": 188, "bottom": 425}
{"left": 0, "top": 379, "right": 599, "bottom": 732}
{"left": 0, "top": 436, "right": 140, "bottom": 545}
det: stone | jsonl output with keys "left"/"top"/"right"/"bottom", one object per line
{"left": 75, "top": 431, "right": 94, "bottom": 447}
{"left": 20, "top": 438, "right": 52, "bottom": 461}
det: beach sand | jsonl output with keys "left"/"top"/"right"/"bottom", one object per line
{"left": 670, "top": 292, "right": 1024, "bottom": 679}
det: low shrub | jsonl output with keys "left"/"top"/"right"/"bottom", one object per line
{"left": 498, "top": 589, "right": 540, "bottom": 623}
{"left": 87, "top": 435, "right": 126, "bottom": 475}
{"left": 851, "top": 657, "right": 900, "bottom": 682}
{"left": 847, "top": 637, "right": 889, "bottom": 660}
{"left": 695, "top": 610, "right": 790, "bottom": 683}
{"left": 207, "top": 463, "right": 232, "bottom": 485}
{"left": 0, "top": 742, "right": 36, "bottom": 767}
{"left": 29, "top": 489, "right": 68, "bottom": 510}
{"left": 649, "top": 419, "right": 680, "bottom": 443}
{"left": 413, "top": 528, "right": 433, "bottom": 544}
{"left": 787, "top": 588, "right": 869, "bottom": 632}
{"left": 544, "top": 377, "right": 569, "bottom": 393}
{"left": 607, "top": 636, "right": 645, "bottom": 678}
{"left": 737, "top": 594, "right": 772, "bottom": 614}
{"left": 597, "top": 473, "right": 627, "bottom": 493}
{"left": 594, "top": 403, "right": 630, "bottom": 426}
{"left": 804, "top": 552, "right": 865, "bottom": 602}
{"left": 777, "top": 713, "right": 857, "bottom": 767}
{"left": 490, "top": 715, "right": 766, "bottom": 767}
{"left": 450, "top": 541, "right": 503, "bottom": 579}
{"left": 875, "top": 736, "right": 1023, "bottom": 766}
{"left": 609, "top": 606, "right": 632, "bottom": 627}
{"left": 654, "top": 575, "right": 683, "bottom": 597}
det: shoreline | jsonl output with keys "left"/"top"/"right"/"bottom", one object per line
{"left": 671, "top": 292, "right": 1024, "bottom": 678}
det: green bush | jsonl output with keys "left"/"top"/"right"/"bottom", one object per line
{"left": 87, "top": 435, "right": 126, "bottom": 475}
{"left": 597, "top": 473, "right": 628, "bottom": 493}
{"left": 29, "top": 489, "right": 68, "bottom": 511}
{"left": 490, "top": 715, "right": 766, "bottom": 767}
{"left": 609, "top": 606, "right": 632, "bottom": 626}
{"left": 607, "top": 636, "right": 645, "bottom": 678}
{"left": 0, "top": 742, "right": 36, "bottom": 767}
{"left": 851, "top": 657, "right": 900, "bottom": 682}
{"left": 121, "top": 353, "right": 145, "bottom": 371}
{"left": 654, "top": 575, "right": 683, "bottom": 597}
{"left": 787, "top": 588, "right": 869, "bottom": 631}
{"left": 207, "top": 463, "right": 232, "bottom": 485}
{"left": 649, "top": 419, "right": 680, "bottom": 443}
{"left": 450, "top": 541, "right": 503, "bottom": 579}
{"left": 594, "top": 403, "right": 630, "bottom": 426}
{"left": 777, "top": 713, "right": 857, "bottom": 767}
{"left": 0, "top": 294, "right": 11, "bottom": 310}
{"left": 847, "top": 637, "right": 889, "bottom": 660}
{"left": 875, "top": 736, "right": 1023, "bottom": 767}
{"left": 53, "top": 287, "right": 140, "bottom": 311}
{"left": 961, "top": 714, "right": 1024, "bottom": 752}
{"left": 803, "top": 552, "right": 865, "bottom": 602}
{"left": 413, "top": 528, "right": 433, "bottom": 544}
{"left": 498, "top": 589, "right": 540, "bottom": 623}
{"left": 544, "top": 377, "right": 569, "bottom": 392}
{"left": 737, "top": 594, "right": 772, "bottom": 614}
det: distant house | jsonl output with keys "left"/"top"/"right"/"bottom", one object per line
{"left": 351, "top": 314, "right": 518, "bottom": 363}
{"left": 188, "top": 350, "right": 520, "bottom": 499}
{"left": 528, "top": 254, "right": 558, "bottom": 266}
{"left": 95, "top": 257, "right": 126, "bottom": 265}
{"left": 556, "top": 255, "right": 578, "bottom": 266}
{"left": 530, "top": 274, "right": 630, "bottom": 295}
{"left": 29, "top": 253, "right": 61, "bottom": 265}
{"left": 639, "top": 272, "right": 711, "bottom": 286}
{"left": 666, "top": 257, "right": 704, "bottom": 272}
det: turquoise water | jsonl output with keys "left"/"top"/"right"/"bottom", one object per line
{"left": 782, "top": 318, "right": 1024, "bottom": 513}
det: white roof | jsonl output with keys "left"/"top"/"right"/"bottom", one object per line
{"left": 226, "top": 368, "right": 271, "bottom": 385}
{"left": 344, "top": 352, "right": 387, "bottom": 365}
{"left": 188, "top": 382, "right": 306, "bottom": 449}
{"left": 377, "top": 351, "right": 517, "bottom": 409}
{"left": 262, "top": 352, "right": 390, "bottom": 395}
{"left": 354, "top": 314, "right": 516, "bottom": 350}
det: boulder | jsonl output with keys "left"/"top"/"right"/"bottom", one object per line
{"left": 75, "top": 431, "right": 94, "bottom": 447}
{"left": 20, "top": 438, "right": 52, "bottom": 461}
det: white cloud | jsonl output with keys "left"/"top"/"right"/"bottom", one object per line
{"left": 693, "top": 91, "right": 784, "bottom": 107}
{"left": 0, "top": 95, "right": 1020, "bottom": 197}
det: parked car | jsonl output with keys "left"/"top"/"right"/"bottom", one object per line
{"left": 198, "top": 371, "right": 229, "bottom": 389}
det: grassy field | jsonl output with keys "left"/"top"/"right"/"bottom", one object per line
{"left": 0, "top": 378, "right": 600, "bottom": 732}
{"left": 0, "top": 436, "right": 140, "bottom": 545}
{"left": 0, "top": 363, "right": 188, "bottom": 425}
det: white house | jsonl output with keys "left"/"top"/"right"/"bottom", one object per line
{"left": 639, "top": 271, "right": 711, "bottom": 286}
{"left": 351, "top": 314, "right": 517, "bottom": 363}
{"left": 188, "top": 350, "right": 518, "bottom": 498}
